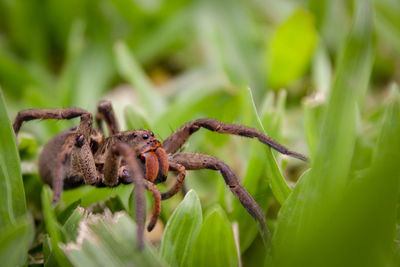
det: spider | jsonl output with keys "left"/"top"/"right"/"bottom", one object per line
{"left": 13, "top": 101, "right": 307, "bottom": 248}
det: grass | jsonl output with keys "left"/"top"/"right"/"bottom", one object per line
{"left": 1, "top": 0, "right": 400, "bottom": 266}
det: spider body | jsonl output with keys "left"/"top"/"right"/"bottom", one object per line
{"left": 38, "top": 128, "right": 168, "bottom": 189}
{"left": 13, "top": 101, "right": 307, "bottom": 248}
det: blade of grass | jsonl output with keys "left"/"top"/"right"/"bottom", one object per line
{"left": 267, "top": 9, "right": 317, "bottom": 89}
{"left": 160, "top": 190, "right": 203, "bottom": 267}
{"left": 232, "top": 89, "right": 290, "bottom": 252}
{"left": 0, "top": 88, "right": 27, "bottom": 227}
{"left": 62, "top": 206, "right": 84, "bottom": 243}
{"left": 189, "top": 205, "right": 239, "bottom": 267}
{"left": 0, "top": 215, "right": 33, "bottom": 267}
{"left": 114, "top": 41, "right": 166, "bottom": 120}
{"left": 41, "top": 186, "right": 72, "bottom": 267}
{"left": 250, "top": 88, "right": 292, "bottom": 205}
{"left": 63, "top": 211, "right": 166, "bottom": 267}
{"left": 271, "top": 0, "right": 374, "bottom": 265}
{"left": 71, "top": 43, "right": 114, "bottom": 111}
{"left": 323, "top": 85, "right": 400, "bottom": 266}
{"left": 302, "top": 94, "right": 325, "bottom": 161}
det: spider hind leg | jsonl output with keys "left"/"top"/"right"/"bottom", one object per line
{"left": 171, "top": 152, "right": 270, "bottom": 239}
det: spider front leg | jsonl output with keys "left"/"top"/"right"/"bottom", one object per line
{"left": 113, "top": 143, "right": 146, "bottom": 249}
{"left": 13, "top": 108, "right": 100, "bottom": 202}
{"left": 161, "top": 161, "right": 186, "bottom": 200}
{"left": 54, "top": 114, "right": 101, "bottom": 202}
{"left": 171, "top": 152, "right": 270, "bottom": 239}
{"left": 162, "top": 118, "right": 307, "bottom": 161}
{"left": 13, "top": 107, "right": 88, "bottom": 135}
{"left": 95, "top": 100, "right": 120, "bottom": 135}
{"left": 111, "top": 143, "right": 162, "bottom": 246}
{"left": 143, "top": 180, "right": 161, "bottom": 232}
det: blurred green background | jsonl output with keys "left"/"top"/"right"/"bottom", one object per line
{"left": 1, "top": 0, "right": 400, "bottom": 266}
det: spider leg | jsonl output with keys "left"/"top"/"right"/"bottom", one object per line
{"left": 113, "top": 147, "right": 162, "bottom": 232}
{"left": 161, "top": 161, "right": 186, "bottom": 200}
{"left": 52, "top": 114, "right": 100, "bottom": 199}
{"left": 162, "top": 118, "right": 307, "bottom": 161}
{"left": 143, "top": 180, "right": 161, "bottom": 232}
{"left": 13, "top": 107, "right": 88, "bottom": 135}
{"left": 53, "top": 134, "right": 76, "bottom": 203}
{"left": 17, "top": 110, "right": 101, "bottom": 202}
{"left": 95, "top": 100, "right": 120, "bottom": 136}
{"left": 70, "top": 114, "right": 101, "bottom": 184}
{"left": 114, "top": 143, "right": 146, "bottom": 249}
{"left": 171, "top": 152, "right": 270, "bottom": 240}
{"left": 102, "top": 143, "right": 122, "bottom": 187}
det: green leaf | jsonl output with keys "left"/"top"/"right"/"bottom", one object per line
{"left": 0, "top": 215, "right": 33, "bottom": 267}
{"left": 311, "top": 44, "right": 332, "bottom": 95}
{"left": 160, "top": 190, "right": 203, "bottom": 267}
{"left": 41, "top": 186, "right": 72, "bottom": 267}
{"left": 271, "top": 1, "right": 374, "bottom": 265}
{"left": 114, "top": 41, "right": 166, "bottom": 120}
{"left": 254, "top": 90, "right": 292, "bottom": 205}
{"left": 62, "top": 206, "right": 84, "bottom": 243}
{"left": 267, "top": 9, "right": 318, "bottom": 89}
{"left": 43, "top": 234, "right": 58, "bottom": 267}
{"left": 251, "top": 88, "right": 292, "bottom": 205}
{"left": 232, "top": 141, "right": 271, "bottom": 253}
{"left": 63, "top": 211, "right": 166, "bottom": 267}
{"left": 264, "top": 150, "right": 290, "bottom": 205}
{"left": 61, "top": 183, "right": 133, "bottom": 208}
{"left": 326, "top": 86, "right": 400, "bottom": 266}
{"left": 232, "top": 89, "right": 290, "bottom": 252}
{"left": 57, "top": 199, "right": 82, "bottom": 225}
{"left": 124, "top": 106, "right": 152, "bottom": 130}
{"left": 154, "top": 82, "right": 228, "bottom": 139}
{"left": 0, "top": 88, "right": 27, "bottom": 228}
{"left": 302, "top": 95, "right": 325, "bottom": 160}
{"left": 189, "top": 205, "right": 239, "bottom": 267}
{"left": 70, "top": 43, "right": 114, "bottom": 111}
{"left": 17, "top": 133, "right": 38, "bottom": 160}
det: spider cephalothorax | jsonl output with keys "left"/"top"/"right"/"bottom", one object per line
{"left": 14, "top": 101, "right": 307, "bottom": 248}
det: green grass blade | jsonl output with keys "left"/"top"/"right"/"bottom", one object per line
{"left": 267, "top": 9, "right": 318, "bottom": 89}
{"left": 189, "top": 205, "right": 239, "bottom": 267}
{"left": 41, "top": 186, "right": 72, "bottom": 267}
{"left": 308, "top": 0, "right": 374, "bottom": 198}
{"left": 0, "top": 88, "right": 27, "bottom": 228}
{"left": 232, "top": 89, "right": 290, "bottom": 252}
{"left": 325, "top": 87, "right": 400, "bottom": 266}
{"left": 0, "top": 215, "right": 33, "bottom": 267}
{"left": 302, "top": 95, "right": 325, "bottom": 160}
{"left": 271, "top": 0, "right": 374, "bottom": 265}
{"left": 57, "top": 199, "right": 82, "bottom": 225}
{"left": 160, "top": 190, "right": 203, "bottom": 267}
{"left": 251, "top": 89, "right": 292, "bottom": 205}
{"left": 231, "top": 141, "right": 271, "bottom": 253}
{"left": 62, "top": 206, "right": 84, "bottom": 243}
{"left": 70, "top": 44, "right": 114, "bottom": 111}
{"left": 63, "top": 212, "right": 166, "bottom": 267}
{"left": 114, "top": 42, "right": 166, "bottom": 120}
{"left": 154, "top": 83, "right": 228, "bottom": 138}
{"left": 125, "top": 106, "right": 152, "bottom": 130}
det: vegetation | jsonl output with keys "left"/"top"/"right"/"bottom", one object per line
{"left": 1, "top": 0, "right": 400, "bottom": 266}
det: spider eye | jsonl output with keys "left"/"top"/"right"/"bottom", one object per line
{"left": 128, "top": 133, "right": 138, "bottom": 141}
{"left": 143, "top": 133, "right": 149, "bottom": 140}
{"left": 149, "top": 131, "right": 154, "bottom": 136}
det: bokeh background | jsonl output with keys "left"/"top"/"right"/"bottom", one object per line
{"left": 1, "top": 0, "right": 400, "bottom": 266}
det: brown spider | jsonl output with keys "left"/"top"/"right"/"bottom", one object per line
{"left": 13, "top": 101, "right": 307, "bottom": 248}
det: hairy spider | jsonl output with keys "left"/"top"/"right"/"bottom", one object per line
{"left": 13, "top": 101, "right": 307, "bottom": 248}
